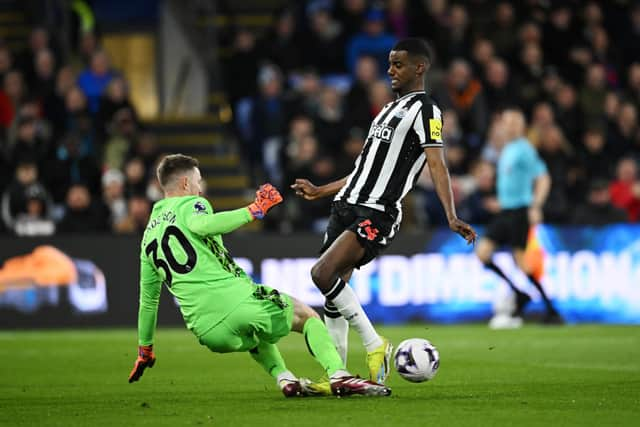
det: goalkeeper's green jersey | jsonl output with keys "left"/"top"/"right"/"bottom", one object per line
{"left": 137, "top": 195, "right": 255, "bottom": 345}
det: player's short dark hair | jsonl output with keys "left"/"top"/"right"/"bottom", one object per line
{"left": 156, "top": 154, "right": 199, "bottom": 188}
{"left": 392, "top": 38, "right": 434, "bottom": 64}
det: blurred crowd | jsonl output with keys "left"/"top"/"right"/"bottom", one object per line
{"left": 223, "top": 0, "right": 640, "bottom": 232}
{"left": 2, "top": 0, "right": 640, "bottom": 237}
{"left": 0, "top": 28, "right": 161, "bottom": 236}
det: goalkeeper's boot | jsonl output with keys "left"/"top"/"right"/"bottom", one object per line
{"left": 330, "top": 375, "right": 391, "bottom": 397}
{"left": 366, "top": 337, "right": 393, "bottom": 384}
{"left": 280, "top": 378, "right": 331, "bottom": 397}
{"left": 299, "top": 378, "right": 332, "bottom": 396}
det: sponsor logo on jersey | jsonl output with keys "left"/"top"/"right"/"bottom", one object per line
{"left": 394, "top": 108, "right": 408, "bottom": 118}
{"left": 429, "top": 118, "right": 442, "bottom": 140}
{"left": 368, "top": 124, "right": 395, "bottom": 142}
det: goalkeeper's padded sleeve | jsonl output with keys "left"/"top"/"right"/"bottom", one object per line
{"left": 186, "top": 207, "right": 253, "bottom": 236}
{"left": 137, "top": 255, "right": 161, "bottom": 346}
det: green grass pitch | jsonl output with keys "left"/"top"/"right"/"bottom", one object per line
{"left": 1, "top": 325, "right": 639, "bottom": 426}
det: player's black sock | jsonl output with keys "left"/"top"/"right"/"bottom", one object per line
{"left": 485, "top": 261, "right": 526, "bottom": 295}
{"left": 526, "top": 274, "right": 557, "bottom": 315}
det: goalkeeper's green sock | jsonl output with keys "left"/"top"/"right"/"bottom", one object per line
{"left": 249, "top": 341, "right": 288, "bottom": 379}
{"left": 303, "top": 317, "right": 346, "bottom": 377}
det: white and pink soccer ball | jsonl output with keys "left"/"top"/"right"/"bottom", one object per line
{"left": 394, "top": 338, "right": 440, "bottom": 383}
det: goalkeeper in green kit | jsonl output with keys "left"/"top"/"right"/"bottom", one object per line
{"left": 128, "top": 154, "right": 390, "bottom": 397}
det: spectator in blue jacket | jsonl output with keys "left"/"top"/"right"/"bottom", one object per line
{"left": 346, "top": 9, "right": 397, "bottom": 75}
{"left": 77, "top": 50, "right": 116, "bottom": 114}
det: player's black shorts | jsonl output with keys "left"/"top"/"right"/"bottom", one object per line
{"left": 484, "top": 207, "right": 530, "bottom": 249}
{"left": 319, "top": 200, "right": 398, "bottom": 268}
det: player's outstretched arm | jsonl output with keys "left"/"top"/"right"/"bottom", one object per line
{"left": 187, "top": 184, "right": 283, "bottom": 236}
{"left": 291, "top": 177, "right": 348, "bottom": 200}
{"left": 130, "top": 257, "right": 160, "bottom": 383}
{"left": 424, "top": 147, "right": 477, "bottom": 244}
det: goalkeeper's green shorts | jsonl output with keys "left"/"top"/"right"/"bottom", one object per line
{"left": 198, "top": 285, "right": 294, "bottom": 353}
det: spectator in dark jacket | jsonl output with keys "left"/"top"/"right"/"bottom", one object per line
{"left": 624, "top": 63, "right": 640, "bottom": 114}
{"left": 483, "top": 57, "right": 518, "bottom": 111}
{"left": 553, "top": 83, "right": 582, "bottom": 146}
{"left": 542, "top": 4, "right": 576, "bottom": 76}
{"left": 225, "top": 30, "right": 260, "bottom": 106}
{"left": 435, "top": 58, "right": 489, "bottom": 143}
{"left": 514, "top": 42, "right": 545, "bottom": 112}
{"left": 607, "top": 103, "right": 638, "bottom": 161}
{"left": 57, "top": 183, "right": 108, "bottom": 233}
{"left": 0, "top": 44, "right": 13, "bottom": 84}
{"left": 458, "top": 160, "right": 500, "bottom": 225}
{"left": 8, "top": 114, "right": 49, "bottom": 167}
{"left": 31, "top": 49, "right": 56, "bottom": 100}
{"left": 96, "top": 76, "right": 138, "bottom": 143}
{"left": 1, "top": 161, "right": 49, "bottom": 232}
{"left": 538, "top": 125, "right": 574, "bottom": 223}
{"left": 313, "top": 85, "right": 347, "bottom": 156}
{"left": 488, "top": 2, "right": 518, "bottom": 58}
{"left": 247, "top": 64, "right": 291, "bottom": 185}
{"left": 579, "top": 63, "right": 607, "bottom": 124}
{"left": 622, "top": 3, "right": 640, "bottom": 67}
{"left": 17, "top": 27, "right": 54, "bottom": 87}
{"left": 574, "top": 127, "right": 614, "bottom": 202}
{"left": 43, "top": 66, "right": 76, "bottom": 142}
{"left": 44, "top": 132, "right": 101, "bottom": 203}
{"left": 437, "top": 4, "right": 472, "bottom": 66}
{"left": 303, "top": 2, "right": 347, "bottom": 74}
{"left": 345, "top": 55, "right": 379, "bottom": 130}
{"left": 2, "top": 70, "right": 26, "bottom": 125}
{"left": 572, "top": 179, "right": 628, "bottom": 225}
{"left": 259, "top": 9, "right": 304, "bottom": 75}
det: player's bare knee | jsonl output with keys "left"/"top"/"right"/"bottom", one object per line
{"left": 298, "top": 308, "right": 320, "bottom": 325}
{"left": 295, "top": 302, "right": 313, "bottom": 320}
{"left": 291, "top": 298, "right": 320, "bottom": 332}
{"left": 308, "top": 307, "right": 320, "bottom": 320}
{"left": 311, "top": 260, "right": 334, "bottom": 291}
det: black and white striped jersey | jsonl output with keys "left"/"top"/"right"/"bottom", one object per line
{"left": 335, "top": 90, "right": 444, "bottom": 218}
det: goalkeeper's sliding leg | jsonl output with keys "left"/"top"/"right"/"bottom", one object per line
{"left": 198, "top": 285, "right": 390, "bottom": 397}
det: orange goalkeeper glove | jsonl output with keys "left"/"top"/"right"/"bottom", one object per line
{"left": 247, "top": 183, "right": 283, "bottom": 219}
{"left": 128, "top": 345, "right": 156, "bottom": 383}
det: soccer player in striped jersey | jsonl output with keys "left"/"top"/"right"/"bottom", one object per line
{"left": 292, "top": 38, "right": 477, "bottom": 384}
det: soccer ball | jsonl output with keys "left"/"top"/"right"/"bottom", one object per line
{"left": 393, "top": 338, "right": 440, "bottom": 383}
